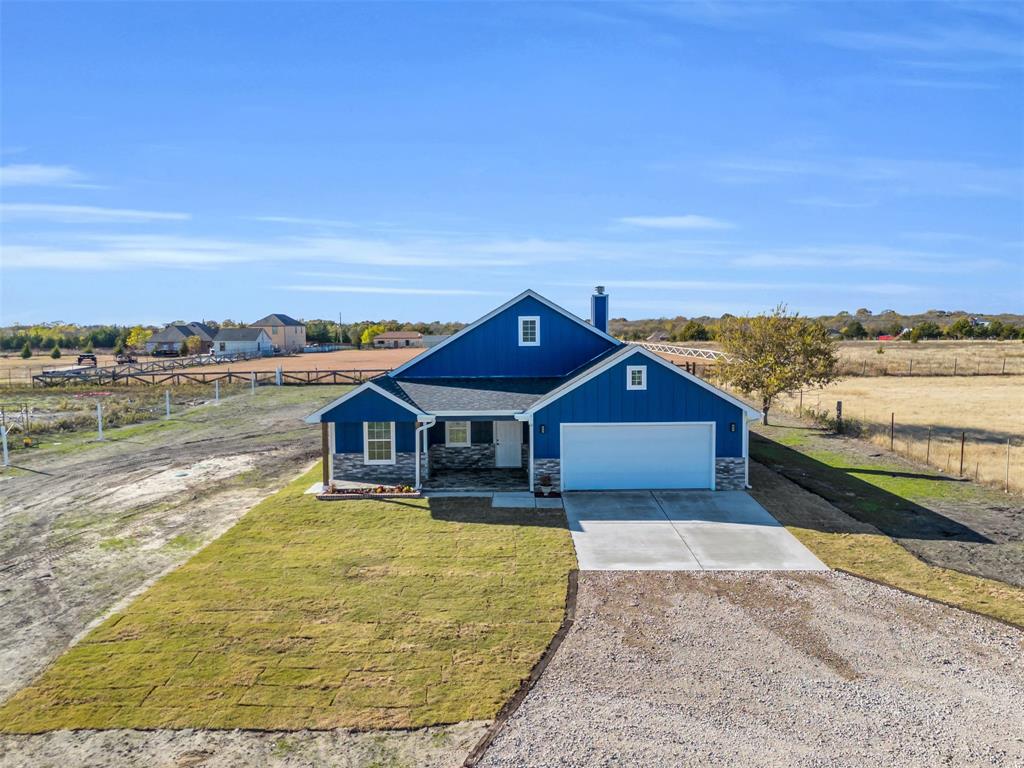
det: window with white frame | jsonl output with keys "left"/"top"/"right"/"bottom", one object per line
{"left": 626, "top": 365, "right": 647, "bottom": 390}
{"left": 518, "top": 316, "right": 540, "bottom": 346}
{"left": 364, "top": 421, "right": 395, "bottom": 464}
{"left": 445, "top": 420, "right": 470, "bottom": 447}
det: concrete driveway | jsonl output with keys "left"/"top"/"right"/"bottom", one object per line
{"left": 563, "top": 491, "right": 827, "bottom": 570}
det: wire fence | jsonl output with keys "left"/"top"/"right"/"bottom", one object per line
{"left": 780, "top": 394, "right": 1022, "bottom": 494}
{"left": 838, "top": 354, "right": 1024, "bottom": 377}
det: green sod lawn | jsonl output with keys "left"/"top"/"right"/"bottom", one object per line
{"left": 0, "top": 467, "right": 575, "bottom": 732}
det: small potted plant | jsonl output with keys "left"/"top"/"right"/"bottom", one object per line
{"left": 538, "top": 474, "right": 553, "bottom": 496}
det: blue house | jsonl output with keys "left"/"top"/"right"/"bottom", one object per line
{"left": 305, "top": 288, "right": 760, "bottom": 492}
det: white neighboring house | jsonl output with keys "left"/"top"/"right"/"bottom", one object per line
{"left": 213, "top": 328, "right": 273, "bottom": 356}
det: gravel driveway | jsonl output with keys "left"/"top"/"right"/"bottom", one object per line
{"left": 479, "top": 571, "right": 1024, "bottom": 768}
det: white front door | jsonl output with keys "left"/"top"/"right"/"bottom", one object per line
{"left": 494, "top": 421, "right": 523, "bottom": 468}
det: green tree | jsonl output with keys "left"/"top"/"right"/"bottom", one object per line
{"left": 677, "top": 320, "right": 711, "bottom": 342}
{"left": 184, "top": 335, "right": 203, "bottom": 356}
{"left": 83, "top": 340, "right": 94, "bottom": 353}
{"left": 114, "top": 339, "right": 124, "bottom": 355}
{"left": 179, "top": 340, "right": 190, "bottom": 356}
{"left": 909, "top": 321, "right": 942, "bottom": 343}
{"left": 715, "top": 305, "right": 840, "bottom": 426}
{"left": 945, "top": 317, "right": 975, "bottom": 340}
{"left": 20, "top": 341, "right": 32, "bottom": 359}
{"left": 50, "top": 346, "right": 62, "bottom": 359}
{"left": 841, "top": 320, "right": 868, "bottom": 339}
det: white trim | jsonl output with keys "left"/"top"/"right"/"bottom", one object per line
{"left": 626, "top": 365, "right": 647, "bottom": 390}
{"left": 559, "top": 421, "right": 716, "bottom": 491}
{"left": 363, "top": 421, "right": 396, "bottom": 465}
{"left": 387, "top": 289, "right": 622, "bottom": 378}
{"left": 524, "top": 345, "right": 762, "bottom": 420}
{"left": 742, "top": 418, "right": 750, "bottom": 489}
{"left": 445, "top": 420, "right": 471, "bottom": 447}
{"left": 518, "top": 315, "right": 540, "bottom": 347}
{"left": 328, "top": 422, "right": 335, "bottom": 481}
{"left": 304, "top": 380, "right": 425, "bottom": 423}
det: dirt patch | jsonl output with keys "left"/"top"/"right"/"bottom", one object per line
{"left": 188, "top": 347, "right": 421, "bottom": 374}
{"left": 0, "top": 721, "right": 489, "bottom": 768}
{"left": 0, "top": 386, "right": 350, "bottom": 702}
{"left": 479, "top": 571, "right": 1024, "bottom": 767}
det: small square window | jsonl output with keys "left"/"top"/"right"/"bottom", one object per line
{"left": 518, "top": 316, "right": 540, "bottom": 346}
{"left": 626, "top": 365, "right": 647, "bottom": 390}
{"left": 445, "top": 420, "right": 470, "bottom": 447}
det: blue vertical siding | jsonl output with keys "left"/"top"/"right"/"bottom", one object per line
{"left": 397, "top": 295, "right": 618, "bottom": 378}
{"left": 321, "top": 388, "right": 419, "bottom": 454}
{"left": 532, "top": 352, "right": 744, "bottom": 458}
{"left": 591, "top": 293, "right": 609, "bottom": 333}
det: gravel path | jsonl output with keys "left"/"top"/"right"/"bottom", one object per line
{"left": 479, "top": 571, "right": 1024, "bottom": 768}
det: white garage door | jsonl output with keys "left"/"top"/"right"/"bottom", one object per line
{"left": 560, "top": 422, "right": 715, "bottom": 491}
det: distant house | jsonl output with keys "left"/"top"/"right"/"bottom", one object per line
{"left": 421, "top": 334, "right": 450, "bottom": 348}
{"left": 646, "top": 330, "right": 671, "bottom": 342}
{"left": 213, "top": 328, "right": 273, "bottom": 356}
{"left": 145, "top": 322, "right": 215, "bottom": 355}
{"left": 373, "top": 331, "right": 423, "bottom": 349}
{"left": 968, "top": 317, "right": 991, "bottom": 328}
{"left": 249, "top": 314, "right": 306, "bottom": 352}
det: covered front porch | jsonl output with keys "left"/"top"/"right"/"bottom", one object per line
{"left": 418, "top": 416, "right": 530, "bottom": 491}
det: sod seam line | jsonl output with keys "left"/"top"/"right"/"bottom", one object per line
{"left": 462, "top": 568, "right": 579, "bottom": 768}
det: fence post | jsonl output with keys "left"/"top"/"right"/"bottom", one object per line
{"left": 959, "top": 432, "right": 965, "bottom": 476}
{"left": 836, "top": 400, "right": 843, "bottom": 434}
{"left": 276, "top": 366, "right": 283, "bottom": 386}
{"left": 953, "top": 357, "right": 958, "bottom": 376}
{"left": 1002, "top": 357, "right": 1006, "bottom": 375}
{"left": 1007, "top": 439, "right": 1012, "bottom": 493}
{"left": 799, "top": 390, "right": 803, "bottom": 415}
{"left": 96, "top": 402, "right": 104, "bottom": 441}
{"left": 1, "top": 425, "right": 8, "bottom": 467}
{"left": 926, "top": 427, "right": 931, "bottom": 464}
{"left": 215, "top": 380, "right": 220, "bottom": 403}
{"left": 165, "top": 390, "right": 171, "bottom": 419}
{"left": 251, "top": 372, "right": 256, "bottom": 394}
{"left": 908, "top": 358, "right": 913, "bottom": 376}
{"left": 890, "top": 412, "right": 895, "bottom": 452}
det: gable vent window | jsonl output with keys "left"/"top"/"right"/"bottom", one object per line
{"left": 445, "top": 421, "right": 471, "bottom": 447}
{"left": 518, "top": 316, "right": 540, "bottom": 346}
{"left": 627, "top": 365, "right": 647, "bottom": 391}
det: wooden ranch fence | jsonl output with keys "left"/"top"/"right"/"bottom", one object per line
{"left": 32, "top": 368, "right": 391, "bottom": 387}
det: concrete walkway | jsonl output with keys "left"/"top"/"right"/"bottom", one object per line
{"left": 563, "top": 491, "right": 827, "bottom": 571}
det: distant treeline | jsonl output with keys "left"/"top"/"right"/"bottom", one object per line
{"left": 4, "top": 309, "right": 1022, "bottom": 352}
{"left": 0, "top": 319, "right": 469, "bottom": 352}
{"left": 610, "top": 309, "right": 1024, "bottom": 343}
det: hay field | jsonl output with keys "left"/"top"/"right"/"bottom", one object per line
{"left": 776, "top": 376, "right": 1024, "bottom": 491}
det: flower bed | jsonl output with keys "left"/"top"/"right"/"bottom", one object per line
{"left": 317, "top": 483, "right": 420, "bottom": 500}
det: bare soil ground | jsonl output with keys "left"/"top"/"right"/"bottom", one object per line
{"left": 480, "top": 570, "right": 1024, "bottom": 768}
{"left": 0, "top": 386, "right": 348, "bottom": 702}
{"left": 0, "top": 722, "right": 488, "bottom": 768}
{"left": 188, "top": 347, "right": 421, "bottom": 374}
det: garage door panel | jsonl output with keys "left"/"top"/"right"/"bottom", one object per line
{"left": 561, "top": 422, "right": 714, "bottom": 491}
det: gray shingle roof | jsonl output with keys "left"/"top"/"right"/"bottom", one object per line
{"left": 214, "top": 328, "right": 269, "bottom": 342}
{"left": 251, "top": 314, "right": 304, "bottom": 327}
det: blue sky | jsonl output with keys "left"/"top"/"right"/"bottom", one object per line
{"left": 1, "top": 1, "right": 1021, "bottom": 325}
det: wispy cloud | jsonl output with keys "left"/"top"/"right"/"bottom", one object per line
{"left": 616, "top": 215, "right": 734, "bottom": 230}
{"left": 0, "top": 203, "right": 190, "bottom": 223}
{"left": 563, "top": 278, "right": 919, "bottom": 296}
{"left": 0, "top": 163, "right": 96, "bottom": 188}
{"left": 820, "top": 26, "right": 1023, "bottom": 60}
{"left": 244, "top": 215, "right": 356, "bottom": 228}
{"left": 284, "top": 285, "right": 499, "bottom": 296}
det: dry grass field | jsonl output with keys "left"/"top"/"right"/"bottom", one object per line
{"left": 0, "top": 353, "right": 124, "bottom": 387}
{"left": 776, "top": 375, "right": 1024, "bottom": 491}
{"left": 835, "top": 339, "right": 1024, "bottom": 376}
